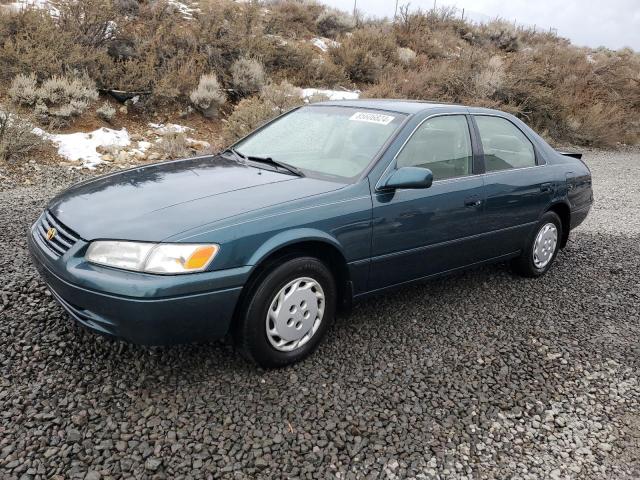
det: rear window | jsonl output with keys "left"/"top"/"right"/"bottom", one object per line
{"left": 475, "top": 116, "right": 536, "bottom": 171}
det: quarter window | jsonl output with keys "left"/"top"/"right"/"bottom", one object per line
{"left": 475, "top": 116, "right": 535, "bottom": 171}
{"left": 395, "top": 115, "right": 473, "bottom": 181}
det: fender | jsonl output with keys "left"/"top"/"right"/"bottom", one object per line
{"left": 247, "top": 228, "right": 346, "bottom": 267}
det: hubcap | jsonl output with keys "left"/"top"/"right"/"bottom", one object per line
{"left": 265, "top": 277, "right": 325, "bottom": 352}
{"left": 532, "top": 223, "right": 558, "bottom": 269}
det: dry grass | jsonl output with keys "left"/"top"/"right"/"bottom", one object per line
{"left": 0, "top": 108, "right": 43, "bottom": 162}
{"left": 0, "top": 0, "right": 638, "bottom": 146}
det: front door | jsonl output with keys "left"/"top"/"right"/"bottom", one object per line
{"left": 369, "top": 114, "right": 487, "bottom": 291}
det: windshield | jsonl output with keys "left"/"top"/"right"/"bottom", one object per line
{"left": 234, "top": 106, "right": 406, "bottom": 180}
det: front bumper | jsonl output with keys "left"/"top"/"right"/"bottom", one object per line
{"left": 28, "top": 229, "right": 247, "bottom": 345}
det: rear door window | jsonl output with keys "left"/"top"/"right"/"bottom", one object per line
{"left": 475, "top": 116, "right": 536, "bottom": 172}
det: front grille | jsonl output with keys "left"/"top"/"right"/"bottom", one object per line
{"left": 36, "top": 210, "right": 80, "bottom": 257}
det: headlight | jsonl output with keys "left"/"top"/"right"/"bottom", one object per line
{"left": 85, "top": 241, "right": 219, "bottom": 274}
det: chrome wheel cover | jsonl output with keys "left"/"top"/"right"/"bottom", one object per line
{"left": 532, "top": 223, "right": 558, "bottom": 269}
{"left": 265, "top": 277, "right": 325, "bottom": 352}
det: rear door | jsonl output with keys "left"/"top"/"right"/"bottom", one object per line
{"left": 368, "top": 114, "right": 488, "bottom": 290}
{"left": 472, "top": 115, "right": 554, "bottom": 255}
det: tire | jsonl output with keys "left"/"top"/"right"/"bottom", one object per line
{"left": 512, "top": 211, "right": 563, "bottom": 278}
{"left": 235, "top": 256, "right": 336, "bottom": 368}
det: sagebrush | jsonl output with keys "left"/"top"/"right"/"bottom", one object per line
{"left": 0, "top": 109, "right": 43, "bottom": 162}
{"left": 0, "top": 0, "right": 638, "bottom": 146}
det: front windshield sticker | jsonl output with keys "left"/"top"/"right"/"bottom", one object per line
{"left": 349, "top": 112, "right": 396, "bottom": 125}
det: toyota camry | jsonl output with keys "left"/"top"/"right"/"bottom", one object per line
{"left": 28, "top": 100, "right": 593, "bottom": 367}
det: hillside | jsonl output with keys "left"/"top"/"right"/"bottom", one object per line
{"left": 1, "top": 0, "right": 639, "bottom": 173}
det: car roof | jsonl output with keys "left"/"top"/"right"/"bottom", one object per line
{"left": 315, "top": 99, "right": 472, "bottom": 115}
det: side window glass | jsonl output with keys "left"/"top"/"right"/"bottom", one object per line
{"left": 475, "top": 116, "right": 536, "bottom": 171}
{"left": 395, "top": 115, "right": 473, "bottom": 181}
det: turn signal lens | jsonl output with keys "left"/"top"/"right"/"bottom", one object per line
{"left": 184, "top": 245, "right": 218, "bottom": 270}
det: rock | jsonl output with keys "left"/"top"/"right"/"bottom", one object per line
{"left": 144, "top": 458, "right": 161, "bottom": 471}
{"left": 66, "top": 429, "right": 82, "bottom": 443}
{"left": 43, "top": 448, "right": 58, "bottom": 459}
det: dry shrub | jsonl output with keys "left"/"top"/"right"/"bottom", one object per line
{"left": 330, "top": 27, "right": 399, "bottom": 84}
{"left": 363, "top": 47, "right": 488, "bottom": 103}
{"left": 190, "top": 74, "right": 226, "bottom": 118}
{"left": 393, "top": 5, "right": 466, "bottom": 59}
{"left": 55, "top": 0, "right": 117, "bottom": 48}
{"left": 96, "top": 102, "right": 116, "bottom": 123}
{"left": 9, "top": 74, "right": 38, "bottom": 106}
{"left": 0, "top": 8, "right": 111, "bottom": 84}
{"left": 155, "top": 132, "right": 192, "bottom": 159}
{"left": 264, "top": 0, "right": 324, "bottom": 38}
{"left": 296, "top": 57, "right": 348, "bottom": 88}
{"left": 231, "top": 57, "right": 267, "bottom": 96}
{"left": 224, "top": 81, "right": 303, "bottom": 143}
{"left": 38, "top": 75, "right": 99, "bottom": 107}
{"left": 223, "top": 97, "right": 274, "bottom": 143}
{"left": 397, "top": 47, "right": 417, "bottom": 66}
{"left": 0, "top": 109, "right": 43, "bottom": 162}
{"left": 316, "top": 9, "right": 354, "bottom": 38}
{"left": 153, "top": 57, "right": 206, "bottom": 106}
{"left": 476, "top": 21, "right": 521, "bottom": 53}
{"left": 473, "top": 55, "right": 505, "bottom": 98}
{"left": 8, "top": 73, "right": 99, "bottom": 125}
{"left": 243, "top": 36, "right": 317, "bottom": 83}
{"left": 260, "top": 81, "right": 302, "bottom": 110}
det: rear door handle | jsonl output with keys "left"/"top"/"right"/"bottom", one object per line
{"left": 540, "top": 182, "right": 553, "bottom": 193}
{"left": 464, "top": 196, "right": 482, "bottom": 208}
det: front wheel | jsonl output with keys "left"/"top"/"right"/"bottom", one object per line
{"left": 235, "top": 257, "right": 336, "bottom": 368}
{"left": 512, "top": 211, "right": 562, "bottom": 277}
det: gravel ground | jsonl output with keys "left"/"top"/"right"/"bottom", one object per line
{"left": 1, "top": 150, "right": 639, "bottom": 479}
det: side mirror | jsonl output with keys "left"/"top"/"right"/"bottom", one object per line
{"left": 380, "top": 167, "right": 433, "bottom": 190}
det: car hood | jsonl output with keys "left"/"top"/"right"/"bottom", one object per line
{"left": 49, "top": 155, "right": 343, "bottom": 241}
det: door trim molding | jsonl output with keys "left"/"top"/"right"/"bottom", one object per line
{"left": 355, "top": 251, "right": 521, "bottom": 298}
{"left": 369, "top": 220, "right": 537, "bottom": 264}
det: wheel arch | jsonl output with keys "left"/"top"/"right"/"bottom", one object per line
{"left": 233, "top": 230, "right": 353, "bottom": 324}
{"left": 546, "top": 201, "right": 571, "bottom": 248}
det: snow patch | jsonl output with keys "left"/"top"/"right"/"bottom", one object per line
{"left": 167, "top": 0, "right": 199, "bottom": 19}
{"left": 3, "top": 0, "right": 59, "bottom": 15}
{"left": 148, "top": 123, "right": 193, "bottom": 135}
{"left": 301, "top": 88, "right": 360, "bottom": 101}
{"left": 311, "top": 37, "right": 340, "bottom": 52}
{"left": 137, "top": 141, "right": 152, "bottom": 152}
{"left": 36, "top": 127, "right": 130, "bottom": 169}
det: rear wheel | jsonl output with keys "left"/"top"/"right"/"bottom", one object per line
{"left": 513, "top": 211, "right": 562, "bottom": 277}
{"left": 235, "top": 256, "right": 336, "bottom": 368}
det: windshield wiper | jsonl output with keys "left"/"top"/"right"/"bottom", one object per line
{"left": 245, "top": 154, "right": 305, "bottom": 177}
{"left": 221, "top": 147, "right": 247, "bottom": 164}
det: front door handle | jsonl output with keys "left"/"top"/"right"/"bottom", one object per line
{"left": 464, "top": 196, "right": 482, "bottom": 208}
{"left": 540, "top": 182, "right": 553, "bottom": 193}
